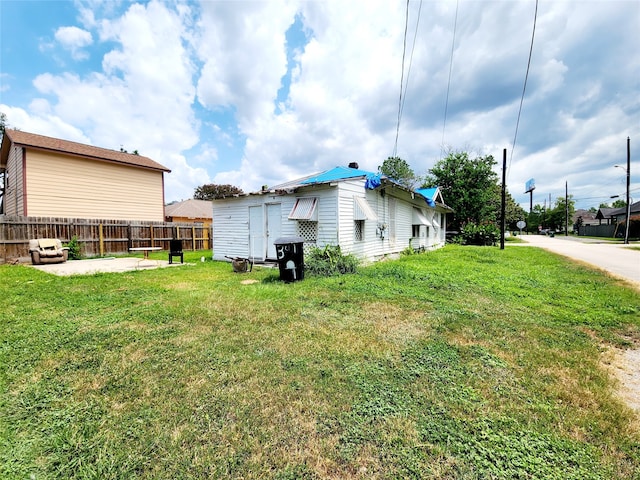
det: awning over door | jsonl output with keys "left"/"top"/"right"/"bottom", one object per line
{"left": 288, "top": 197, "right": 318, "bottom": 220}
{"left": 354, "top": 196, "right": 378, "bottom": 220}
{"left": 412, "top": 207, "right": 431, "bottom": 226}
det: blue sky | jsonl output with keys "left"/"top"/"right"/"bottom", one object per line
{"left": 1, "top": 0, "right": 638, "bottom": 210}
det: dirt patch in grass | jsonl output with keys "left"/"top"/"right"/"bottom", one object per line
{"left": 603, "top": 345, "right": 640, "bottom": 430}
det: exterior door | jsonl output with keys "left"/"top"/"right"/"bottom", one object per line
{"left": 249, "top": 206, "right": 265, "bottom": 261}
{"left": 266, "top": 203, "right": 282, "bottom": 259}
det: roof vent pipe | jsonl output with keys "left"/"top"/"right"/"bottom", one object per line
{"left": 348, "top": 162, "right": 359, "bottom": 169}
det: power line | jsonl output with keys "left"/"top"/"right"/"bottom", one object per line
{"left": 393, "top": 0, "right": 410, "bottom": 158}
{"left": 508, "top": 0, "right": 538, "bottom": 178}
{"left": 399, "top": 0, "right": 423, "bottom": 131}
{"left": 440, "top": 0, "right": 459, "bottom": 159}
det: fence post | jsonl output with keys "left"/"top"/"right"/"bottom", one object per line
{"left": 192, "top": 226, "right": 196, "bottom": 251}
{"left": 150, "top": 224, "right": 154, "bottom": 247}
{"left": 99, "top": 223, "right": 104, "bottom": 256}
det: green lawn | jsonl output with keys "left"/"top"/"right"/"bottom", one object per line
{"left": 1, "top": 246, "right": 639, "bottom": 479}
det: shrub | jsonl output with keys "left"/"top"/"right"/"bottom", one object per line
{"left": 460, "top": 222, "right": 500, "bottom": 246}
{"left": 65, "top": 235, "right": 82, "bottom": 260}
{"left": 304, "top": 245, "right": 359, "bottom": 276}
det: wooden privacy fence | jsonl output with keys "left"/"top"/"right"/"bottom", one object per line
{"left": 0, "top": 215, "right": 212, "bottom": 263}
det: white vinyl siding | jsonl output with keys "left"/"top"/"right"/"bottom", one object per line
{"left": 25, "top": 150, "right": 165, "bottom": 221}
{"left": 211, "top": 178, "right": 447, "bottom": 263}
{"left": 213, "top": 201, "right": 251, "bottom": 260}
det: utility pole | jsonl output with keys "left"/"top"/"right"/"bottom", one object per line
{"left": 565, "top": 181, "right": 568, "bottom": 236}
{"left": 624, "top": 137, "right": 631, "bottom": 244}
{"left": 500, "top": 148, "right": 506, "bottom": 250}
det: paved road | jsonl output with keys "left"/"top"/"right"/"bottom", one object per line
{"left": 516, "top": 234, "right": 640, "bottom": 290}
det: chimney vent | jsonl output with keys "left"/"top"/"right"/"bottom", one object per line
{"left": 348, "top": 162, "right": 359, "bottom": 169}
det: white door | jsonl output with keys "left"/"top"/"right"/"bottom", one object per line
{"left": 266, "top": 203, "right": 282, "bottom": 259}
{"left": 249, "top": 206, "right": 265, "bottom": 261}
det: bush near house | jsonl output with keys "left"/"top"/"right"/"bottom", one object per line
{"left": 304, "top": 244, "right": 359, "bottom": 276}
{"left": 460, "top": 222, "right": 500, "bottom": 246}
{"left": 64, "top": 235, "right": 82, "bottom": 260}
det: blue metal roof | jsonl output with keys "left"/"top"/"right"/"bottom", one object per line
{"left": 300, "top": 166, "right": 375, "bottom": 185}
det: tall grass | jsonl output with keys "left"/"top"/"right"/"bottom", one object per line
{"left": 1, "top": 246, "right": 639, "bottom": 479}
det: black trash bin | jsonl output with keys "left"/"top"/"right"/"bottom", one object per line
{"left": 273, "top": 236, "right": 305, "bottom": 282}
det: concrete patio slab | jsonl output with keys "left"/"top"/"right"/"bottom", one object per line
{"left": 30, "top": 257, "right": 188, "bottom": 276}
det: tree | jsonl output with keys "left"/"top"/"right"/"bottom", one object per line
{"left": 0, "top": 111, "right": 7, "bottom": 137}
{"left": 547, "top": 195, "right": 575, "bottom": 232}
{"left": 527, "top": 204, "right": 546, "bottom": 233}
{"left": 423, "top": 151, "right": 504, "bottom": 231}
{"left": 379, "top": 156, "right": 420, "bottom": 189}
{"left": 487, "top": 184, "right": 526, "bottom": 231}
{"left": 194, "top": 184, "right": 243, "bottom": 200}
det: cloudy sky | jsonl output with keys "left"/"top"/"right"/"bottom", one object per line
{"left": 1, "top": 0, "right": 638, "bottom": 209}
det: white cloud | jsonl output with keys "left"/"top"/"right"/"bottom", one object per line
{"left": 22, "top": 1, "right": 203, "bottom": 201}
{"left": 54, "top": 26, "right": 93, "bottom": 60}
{"left": 3, "top": 0, "right": 638, "bottom": 211}
{"left": 195, "top": 0, "right": 298, "bottom": 128}
{"left": 0, "top": 104, "right": 91, "bottom": 144}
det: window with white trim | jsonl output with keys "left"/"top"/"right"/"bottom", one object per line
{"left": 289, "top": 197, "right": 318, "bottom": 220}
{"left": 355, "top": 220, "right": 365, "bottom": 241}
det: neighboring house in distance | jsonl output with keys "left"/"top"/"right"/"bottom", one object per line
{"left": 595, "top": 207, "right": 617, "bottom": 225}
{"left": 0, "top": 129, "right": 170, "bottom": 221}
{"left": 610, "top": 201, "right": 640, "bottom": 224}
{"left": 165, "top": 199, "right": 213, "bottom": 226}
{"left": 573, "top": 209, "right": 598, "bottom": 227}
{"left": 212, "top": 164, "right": 452, "bottom": 263}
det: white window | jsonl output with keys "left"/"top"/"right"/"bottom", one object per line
{"left": 354, "top": 196, "right": 378, "bottom": 221}
{"left": 289, "top": 197, "right": 318, "bottom": 220}
{"left": 355, "top": 220, "right": 365, "bottom": 241}
{"left": 412, "top": 207, "right": 431, "bottom": 227}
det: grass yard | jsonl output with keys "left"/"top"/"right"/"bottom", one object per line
{"left": 1, "top": 246, "right": 639, "bottom": 479}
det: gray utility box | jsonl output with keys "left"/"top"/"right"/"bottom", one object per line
{"left": 273, "top": 236, "right": 305, "bottom": 282}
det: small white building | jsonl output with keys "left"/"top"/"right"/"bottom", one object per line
{"left": 212, "top": 165, "right": 451, "bottom": 263}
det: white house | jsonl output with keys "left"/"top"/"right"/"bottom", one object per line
{"left": 212, "top": 165, "right": 452, "bottom": 263}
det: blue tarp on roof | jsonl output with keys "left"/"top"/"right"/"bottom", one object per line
{"left": 415, "top": 187, "right": 438, "bottom": 208}
{"left": 298, "top": 167, "right": 441, "bottom": 208}
{"left": 364, "top": 173, "right": 382, "bottom": 189}
{"left": 300, "top": 166, "right": 375, "bottom": 185}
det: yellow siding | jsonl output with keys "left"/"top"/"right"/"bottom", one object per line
{"left": 170, "top": 216, "right": 211, "bottom": 226}
{"left": 25, "top": 150, "right": 166, "bottom": 221}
